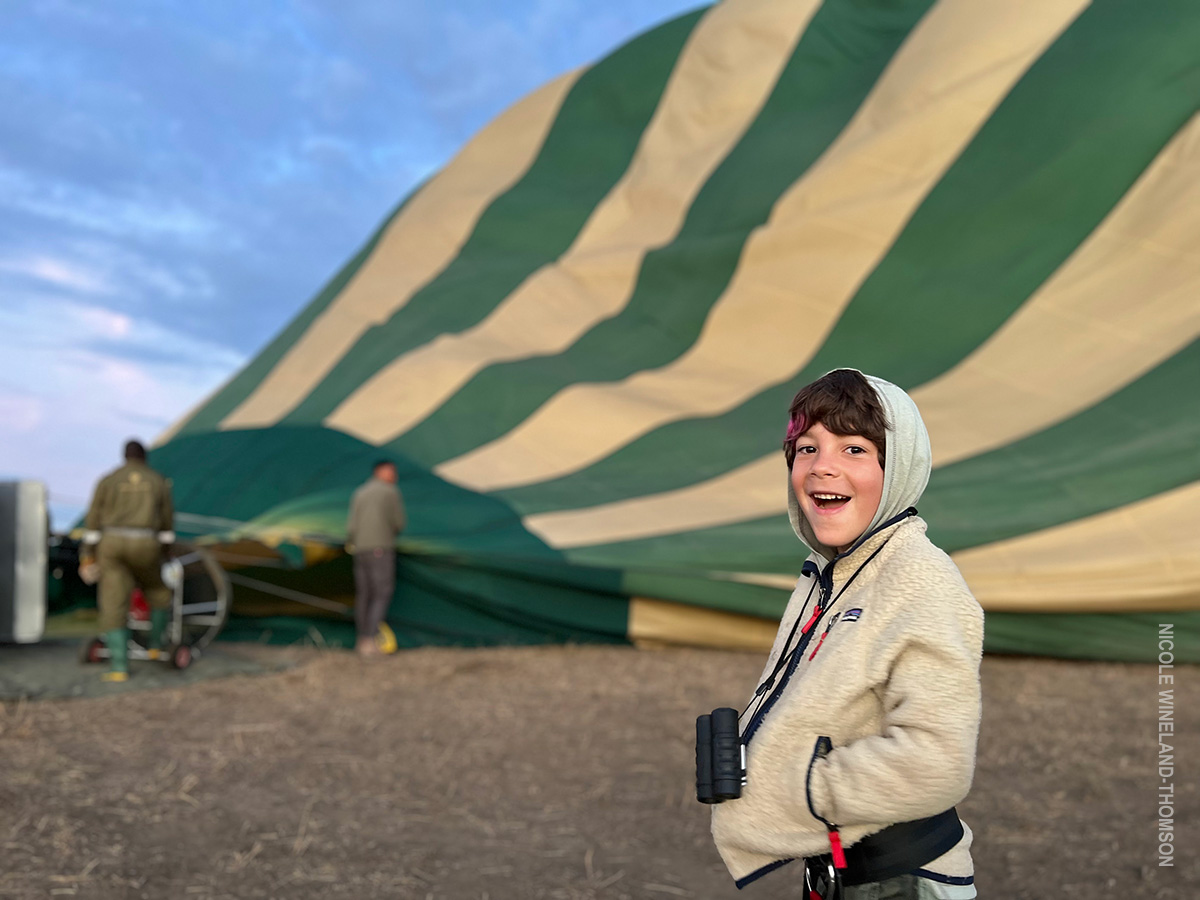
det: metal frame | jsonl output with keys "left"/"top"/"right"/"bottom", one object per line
{"left": 89, "top": 545, "right": 231, "bottom": 666}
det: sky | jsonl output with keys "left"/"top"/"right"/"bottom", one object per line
{"left": 0, "top": 0, "right": 703, "bottom": 530}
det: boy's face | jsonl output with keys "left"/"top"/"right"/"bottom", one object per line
{"left": 790, "top": 421, "right": 884, "bottom": 555}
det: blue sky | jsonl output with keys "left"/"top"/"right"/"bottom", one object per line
{"left": 0, "top": 0, "right": 702, "bottom": 529}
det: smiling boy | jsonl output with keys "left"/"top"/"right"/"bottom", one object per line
{"left": 793, "top": 420, "right": 884, "bottom": 555}
{"left": 710, "top": 369, "right": 985, "bottom": 899}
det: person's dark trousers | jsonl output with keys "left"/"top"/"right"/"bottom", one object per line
{"left": 843, "top": 874, "right": 967, "bottom": 899}
{"left": 353, "top": 548, "right": 396, "bottom": 639}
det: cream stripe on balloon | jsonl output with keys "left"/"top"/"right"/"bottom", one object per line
{"left": 627, "top": 598, "right": 779, "bottom": 650}
{"left": 521, "top": 112, "right": 1200, "bottom": 550}
{"left": 325, "top": 0, "right": 822, "bottom": 444}
{"left": 524, "top": 454, "right": 782, "bottom": 549}
{"left": 218, "top": 69, "right": 581, "bottom": 431}
{"left": 436, "top": 0, "right": 1091, "bottom": 492}
{"left": 916, "top": 113, "right": 1200, "bottom": 465}
{"left": 952, "top": 480, "right": 1200, "bottom": 613}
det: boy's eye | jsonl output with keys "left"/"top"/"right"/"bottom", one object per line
{"left": 794, "top": 444, "right": 815, "bottom": 455}
{"left": 846, "top": 446, "right": 866, "bottom": 454}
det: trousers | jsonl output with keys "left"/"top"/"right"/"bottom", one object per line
{"left": 97, "top": 535, "right": 171, "bottom": 631}
{"left": 353, "top": 548, "right": 396, "bottom": 639}
{"left": 842, "top": 874, "right": 974, "bottom": 899}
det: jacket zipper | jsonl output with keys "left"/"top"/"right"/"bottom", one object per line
{"left": 742, "top": 576, "right": 834, "bottom": 743}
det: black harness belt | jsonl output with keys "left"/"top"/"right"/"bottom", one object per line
{"left": 814, "top": 807, "right": 964, "bottom": 886}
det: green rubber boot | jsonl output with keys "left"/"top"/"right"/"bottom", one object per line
{"left": 147, "top": 609, "right": 171, "bottom": 659}
{"left": 101, "top": 629, "right": 130, "bottom": 683}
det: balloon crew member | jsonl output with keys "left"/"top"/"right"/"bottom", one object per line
{"left": 79, "top": 440, "right": 176, "bottom": 683}
{"left": 700, "top": 370, "right": 984, "bottom": 899}
{"left": 346, "top": 460, "right": 406, "bottom": 657}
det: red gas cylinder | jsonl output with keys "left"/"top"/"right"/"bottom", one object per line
{"left": 130, "top": 588, "right": 149, "bottom": 621}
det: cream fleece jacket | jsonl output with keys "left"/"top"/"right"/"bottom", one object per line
{"left": 710, "top": 374, "right": 984, "bottom": 887}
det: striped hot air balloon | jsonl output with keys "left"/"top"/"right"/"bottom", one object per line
{"left": 152, "top": 0, "right": 1200, "bottom": 661}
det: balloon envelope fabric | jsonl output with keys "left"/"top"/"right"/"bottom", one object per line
{"left": 155, "top": 0, "right": 1200, "bottom": 662}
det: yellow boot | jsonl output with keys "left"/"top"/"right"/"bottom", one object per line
{"left": 376, "top": 622, "right": 398, "bottom": 655}
{"left": 146, "top": 609, "right": 170, "bottom": 660}
{"left": 101, "top": 629, "right": 130, "bottom": 682}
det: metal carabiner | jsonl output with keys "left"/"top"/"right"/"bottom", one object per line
{"left": 803, "top": 857, "right": 842, "bottom": 900}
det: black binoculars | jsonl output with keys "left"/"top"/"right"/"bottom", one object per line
{"left": 695, "top": 707, "right": 746, "bottom": 803}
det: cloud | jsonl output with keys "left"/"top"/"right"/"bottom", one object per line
{"left": 0, "top": 240, "right": 218, "bottom": 321}
{"left": 0, "top": 293, "right": 243, "bottom": 405}
{"left": 0, "top": 294, "right": 244, "bottom": 529}
{"left": 0, "top": 252, "right": 113, "bottom": 294}
{"left": 0, "top": 0, "right": 705, "bottom": 529}
{"left": 0, "top": 166, "right": 227, "bottom": 246}
{"left": 0, "top": 390, "right": 45, "bottom": 434}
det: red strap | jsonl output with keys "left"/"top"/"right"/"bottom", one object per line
{"left": 828, "top": 829, "right": 847, "bottom": 869}
{"left": 800, "top": 605, "right": 823, "bottom": 635}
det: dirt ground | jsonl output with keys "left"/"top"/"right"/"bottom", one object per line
{"left": 0, "top": 644, "right": 1195, "bottom": 899}
{"left": 0, "top": 640, "right": 302, "bottom": 702}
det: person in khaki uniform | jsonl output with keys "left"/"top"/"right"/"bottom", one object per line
{"left": 346, "top": 460, "right": 406, "bottom": 657}
{"left": 80, "top": 440, "right": 175, "bottom": 682}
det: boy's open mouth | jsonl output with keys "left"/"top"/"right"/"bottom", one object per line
{"left": 810, "top": 492, "right": 851, "bottom": 511}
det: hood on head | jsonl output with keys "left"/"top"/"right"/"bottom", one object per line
{"left": 786, "top": 371, "right": 931, "bottom": 561}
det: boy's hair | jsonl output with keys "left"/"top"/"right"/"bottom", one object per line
{"left": 124, "top": 439, "right": 147, "bottom": 461}
{"left": 783, "top": 369, "right": 888, "bottom": 468}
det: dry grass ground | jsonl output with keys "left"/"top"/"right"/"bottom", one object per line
{"left": 0, "top": 645, "right": 1196, "bottom": 899}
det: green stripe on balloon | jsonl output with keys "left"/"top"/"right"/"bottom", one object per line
{"left": 982, "top": 612, "right": 1200, "bottom": 664}
{"left": 567, "top": 515, "right": 799, "bottom": 578}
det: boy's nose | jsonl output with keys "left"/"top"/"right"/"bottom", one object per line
{"left": 812, "top": 454, "right": 840, "bottom": 476}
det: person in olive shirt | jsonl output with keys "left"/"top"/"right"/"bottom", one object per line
{"left": 346, "top": 460, "right": 406, "bottom": 657}
{"left": 80, "top": 440, "right": 175, "bottom": 682}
